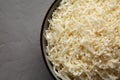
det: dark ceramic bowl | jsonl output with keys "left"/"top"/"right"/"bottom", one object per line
{"left": 40, "top": 0, "right": 61, "bottom": 80}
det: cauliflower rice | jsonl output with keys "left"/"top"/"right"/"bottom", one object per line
{"left": 45, "top": 0, "right": 120, "bottom": 80}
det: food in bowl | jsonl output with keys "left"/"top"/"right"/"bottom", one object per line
{"left": 45, "top": 0, "right": 120, "bottom": 80}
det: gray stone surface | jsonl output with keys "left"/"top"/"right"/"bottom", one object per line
{"left": 0, "top": 0, "right": 54, "bottom": 80}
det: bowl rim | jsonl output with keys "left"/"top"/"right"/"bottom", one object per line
{"left": 40, "top": 0, "right": 61, "bottom": 80}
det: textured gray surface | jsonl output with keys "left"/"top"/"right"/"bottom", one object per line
{"left": 0, "top": 0, "right": 54, "bottom": 80}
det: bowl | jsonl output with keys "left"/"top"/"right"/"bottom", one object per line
{"left": 40, "top": 0, "right": 61, "bottom": 80}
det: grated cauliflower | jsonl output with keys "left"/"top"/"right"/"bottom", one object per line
{"left": 45, "top": 0, "right": 120, "bottom": 80}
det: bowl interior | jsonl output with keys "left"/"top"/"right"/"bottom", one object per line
{"left": 40, "top": 0, "right": 62, "bottom": 80}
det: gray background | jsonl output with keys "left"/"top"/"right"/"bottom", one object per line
{"left": 0, "top": 0, "right": 54, "bottom": 80}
